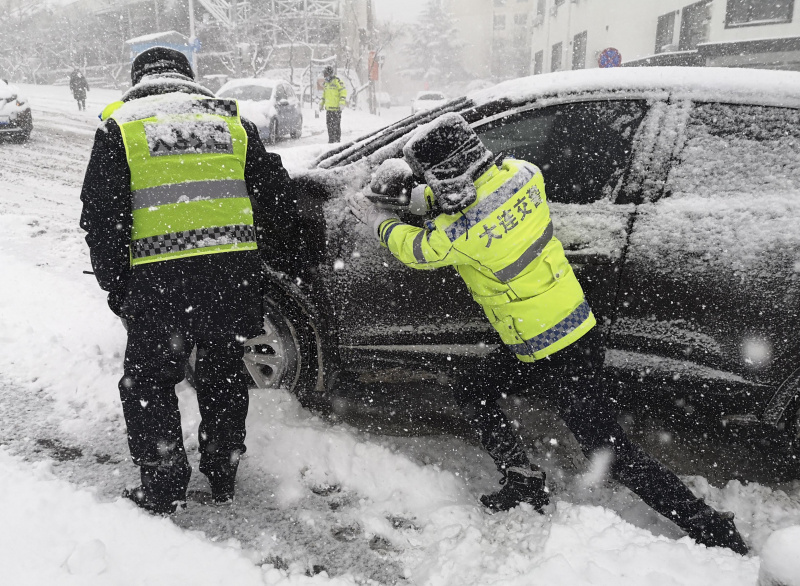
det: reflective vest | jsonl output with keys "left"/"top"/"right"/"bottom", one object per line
{"left": 104, "top": 94, "right": 257, "bottom": 266}
{"left": 378, "top": 158, "right": 596, "bottom": 361}
{"left": 320, "top": 77, "right": 347, "bottom": 111}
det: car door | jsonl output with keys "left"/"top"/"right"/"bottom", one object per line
{"left": 327, "top": 97, "right": 659, "bottom": 374}
{"left": 612, "top": 100, "right": 800, "bottom": 413}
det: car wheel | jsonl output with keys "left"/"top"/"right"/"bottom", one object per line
{"left": 186, "top": 283, "right": 326, "bottom": 411}
{"left": 267, "top": 118, "right": 279, "bottom": 145}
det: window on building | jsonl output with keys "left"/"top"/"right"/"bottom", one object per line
{"left": 534, "top": 50, "right": 544, "bottom": 74}
{"left": 655, "top": 11, "right": 677, "bottom": 53}
{"left": 572, "top": 31, "right": 587, "bottom": 69}
{"left": 551, "top": 42, "right": 563, "bottom": 71}
{"left": 514, "top": 13, "right": 528, "bottom": 25}
{"left": 726, "top": 0, "right": 794, "bottom": 26}
{"left": 679, "top": 0, "right": 711, "bottom": 51}
{"left": 494, "top": 14, "right": 506, "bottom": 29}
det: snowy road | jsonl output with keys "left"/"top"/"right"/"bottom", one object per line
{"left": 0, "top": 84, "right": 799, "bottom": 585}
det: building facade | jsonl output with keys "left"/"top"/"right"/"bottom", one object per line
{"left": 529, "top": 0, "right": 800, "bottom": 74}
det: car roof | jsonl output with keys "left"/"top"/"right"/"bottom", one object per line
{"left": 315, "top": 66, "right": 800, "bottom": 169}
{"left": 416, "top": 91, "right": 444, "bottom": 97}
{"left": 218, "top": 78, "right": 283, "bottom": 91}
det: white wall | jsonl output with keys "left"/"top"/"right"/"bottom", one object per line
{"left": 530, "top": 0, "right": 800, "bottom": 73}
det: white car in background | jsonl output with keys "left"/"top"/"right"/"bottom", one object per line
{"left": 410, "top": 90, "right": 447, "bottom": 115}
{"left": 0, "top": 79, "right": 32, "bottom": 143}
{"left": 216, "top": 78, "right": 302, "bottom": 144}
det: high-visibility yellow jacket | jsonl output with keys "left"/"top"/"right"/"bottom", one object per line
{"left": 103, "top": 94, "right": 257, "bottom": 266}
{"left": 320, "top": 77, "right": 347, "bottom": 111}
{"left": 377, "top": 158, "right": 595, "bottom": 361}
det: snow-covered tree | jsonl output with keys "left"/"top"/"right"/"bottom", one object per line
{"left": 402, "top": 0, "right": 469, "bottom": 86}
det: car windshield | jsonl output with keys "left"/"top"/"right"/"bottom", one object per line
{"left": 419, "top": 93, "right": 444, "bottom": 100}
{"left": 218, "top": 85, "right": 273, "bottom": 101}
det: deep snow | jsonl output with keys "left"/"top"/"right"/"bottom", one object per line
{"left": 0, "top": 82, "right": 799, "bottom": 585}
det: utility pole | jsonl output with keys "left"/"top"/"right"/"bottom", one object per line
{"left": 188, "top": 0, "right": 198, "bottom": 72}
{"left": 366, "top": 0, "right": 376, "bottom": 115}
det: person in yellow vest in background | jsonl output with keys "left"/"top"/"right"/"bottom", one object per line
{"left": 80, "top": 47, "right": 301, "bottom": 514}
{"left": 346, "top": 112, "right": 749, "bottom": 555}
{"left": 319, "top": 65, "right": 347, "bottom": 143}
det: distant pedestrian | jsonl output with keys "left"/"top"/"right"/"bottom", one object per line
{"left": 319, "top": 66, "right": 347, "bottom": 143}
{"left": 69, "top": 69, "right": 90, "bottom": 111}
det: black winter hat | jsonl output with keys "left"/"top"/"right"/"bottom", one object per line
{"left": 131, "top": 46, "right": 194, "bottom": 86}
{"left": 403, "top": 113, "right": 494, "bottom": 213}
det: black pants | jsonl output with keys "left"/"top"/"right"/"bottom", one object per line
{"left": 326, "top": 109, "right": 342, "bottom": 143}
{"left": 455, "top": 328, "right": 705, "bottom": 526}
{"left": 118, "top": 254, "right": 263, "bottom": 497}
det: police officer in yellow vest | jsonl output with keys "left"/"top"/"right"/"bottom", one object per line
{"left": 347, "top": 113, "right": 748, "bottom": 555}
{"left": 80, "top": 47, "right": 300, "bottom": 514}
{"left": 319, "top": 65, "right": 347, "bottom": 143}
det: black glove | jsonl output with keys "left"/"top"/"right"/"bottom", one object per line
{"left": 366, "top": 159, "right": 418, "bottom": 209}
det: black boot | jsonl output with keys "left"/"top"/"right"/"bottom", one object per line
{"left": 481, "top": 465, "right": 549, "bottom": 513}
{"left": 123, "top": 453, "right": 191, "bottom": 515}
{"left": 681, "top": 502, "right": 749, "bottom": 555}
{"left": 199, "top": 452, "right": 240, "bottom": 504}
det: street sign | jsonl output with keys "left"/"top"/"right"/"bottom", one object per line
{"left": 598, "top": 47, "right": 622, "bottom": 68}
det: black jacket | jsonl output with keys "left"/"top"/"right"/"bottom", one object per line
{"left": 79, "top": 80, "right": 302, "bottom": 313}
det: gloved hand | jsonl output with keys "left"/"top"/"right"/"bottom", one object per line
{"left": 366, "top": 159, "right": 415, "bottom": 208}
{"left": 345, "top": 192, "right": 399, "bottom": 238}
{"left": 319, "top": 102, "right": 324, "bottom": 112}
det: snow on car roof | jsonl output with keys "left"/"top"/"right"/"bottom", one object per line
{"left": 0, "top": 79, "right": 17, "bottom": 100}
{"left": 219, "top": 78, "right": 282, "bottom": 91}
{"left": 471, "top": 66, "right": 800, "bottom": 109}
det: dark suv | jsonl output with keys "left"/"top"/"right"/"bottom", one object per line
{"left": 240, "top": 67, "right": 800, "bottom": 450}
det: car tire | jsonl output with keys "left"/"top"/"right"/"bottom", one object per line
{"left": 267, "top": 118, "right": 279, "bottom": 145}
{"left": 186, "top": 276, "right": 327, "bottom": 412}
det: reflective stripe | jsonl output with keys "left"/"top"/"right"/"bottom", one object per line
{"left": 444, "top": 167, "right": 535, "bottom": 242}
{"left": 412, "top": 231, "right": 427, "bottom": 264}
{"left": 132, "top": 180, "right": 249, "bottom": 210}
{"left": 494, "top": 221, "right": 553, "bottom": 282}
{"left": 508, "top": 300, "right": 592, "bottom": 357}
{"left": 131, "top": 224, "right": 256, "bottom": 260}
{"left": 380, "top": 219, "right": 401, "bottom": 246}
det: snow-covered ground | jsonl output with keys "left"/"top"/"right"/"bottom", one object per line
{"left": 1, "top": 83, "right": 799, "bottom": 585}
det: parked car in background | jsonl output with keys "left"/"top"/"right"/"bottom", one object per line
{"left": 216, "top": 78, "right": 302, "bottom": 144}
{"left": 0, "top": 79, "right": 32, "bottom": 142}
{"left": 410, "top": 90, "right": 447, "bottom": 114}
{"left": 205, "top": 67, "right": 800, "bottom": 458}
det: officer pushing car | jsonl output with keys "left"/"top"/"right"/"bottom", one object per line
{"left": 347, "top": 112, "right": 749, "bottom": 555}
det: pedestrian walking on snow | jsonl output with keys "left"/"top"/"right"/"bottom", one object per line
{"left": 69, "top": 69, "right": 89, "bottom": 111}
{"left": 347, "top": 112, "right": 749, "bottom": 555}
{"left": 80, "top": 46, "right": 301, "bottom": 514}
{"left": 319, "top": 65, "right": 347, "bottom": 143}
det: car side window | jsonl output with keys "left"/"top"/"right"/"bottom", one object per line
{"left": 275, "top": 85, "right": 287, "bottom": 101}
{"left": 475, "top": 100, "right": 647, "bottom": 204}
{"left": 664, "top": 102, "right": 800, "bottom": 200}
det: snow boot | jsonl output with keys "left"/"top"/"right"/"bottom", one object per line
{"left": 481, "top": 465, "right": 549, "bottom": 513}
{"left": 682, "top": 502, "right": 749, "bottom": 555}
{"left": 123, "top": 453, "right": 191, "bottom": 515}
{"left": 199, "top": 452, "right": 240, "bottom": 504}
